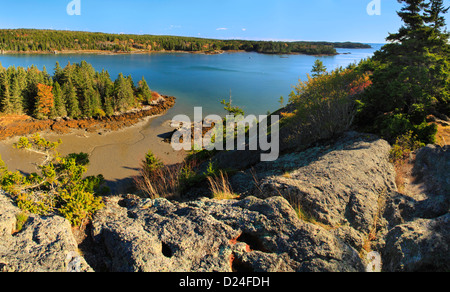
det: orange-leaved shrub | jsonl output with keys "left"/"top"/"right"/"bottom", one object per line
{"left": 285, "top": 68, "right": 372, "bottom": 141}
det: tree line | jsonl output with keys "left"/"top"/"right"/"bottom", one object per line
{"left": 0, "top": 29, "right": 370, "bottom": 56}
{"left": 0, "top": 60, "right": 156, "bottom": 119}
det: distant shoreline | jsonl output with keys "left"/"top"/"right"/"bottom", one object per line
{"left": 0, "top": 29, "right": 372, "bottom": 58}
{"left": 0, "top": 49, "right": 343, "bottom": 57}
{"left": 0, "top": 48, "right": 375, "bottom": 57}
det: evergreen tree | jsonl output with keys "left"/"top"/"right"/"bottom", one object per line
{"left": 52, "top": 82, "right": 67, "bottom": 117}
{"left": 0, "top": 72, "right": 13, "bottom": 114}
{"left": 24, "top": 65, "right": 46, "bottom": 113}
{"left": 64, "top": 81, "right": 81, "bottom": 119}
{"left": 136, "top": 76, "right": 153, "bottom": 105}
{"left": 10, "top": 77, "right": 23, "bottom": 114}
{"left": 53, "top": 61, "right": 64, "bottom": 84}
{"left": 311, "top": 59, "right": 327, "bottom": 78}
{"left": 0, "top": 61, "right": 153, "bottom": 119}
{"left": 113, "top": 73, "right": 134, "bottom": 112}
{"left": 358, "top": 0, "right": 449, "bottom": 143}
{"left": 104, "top": 95, "right": 114, "bottom": 116}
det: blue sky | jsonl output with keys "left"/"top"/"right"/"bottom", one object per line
{"left": 0, "top": 0, "right": 449, "bottom": 43}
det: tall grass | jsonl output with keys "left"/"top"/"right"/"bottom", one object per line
{"left": 207, "top": 171, "right": 239, "bottom": 200}
{"left": 134, "top": 158, "right": 202, "bottom": 199}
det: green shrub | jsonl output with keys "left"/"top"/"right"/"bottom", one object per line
{"left": 378, "top": 113, "right": 437, "bottom": 145}
{"left": 57, "top": 187, "right": 104, "bottom": 227}
{"left": 15, "top": 212, "right": 29, "bottom": 233}
{"left": 286, "top": 67, "right": 371, "bottom": 142}
{"left": 143, "top": 150, "right": 163, "bottom": 173}
{"left": 0, "top": 135, "right": 105, "bottom": 226}
{"left": 389, "top": 131, "right": 425, "bottom": 164}
{"left": 16, "top": 192, "right": 53, "bottom": 216}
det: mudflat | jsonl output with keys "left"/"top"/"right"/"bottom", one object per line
{"left": 0, "top": 96, "right": 186, "bottom": 193}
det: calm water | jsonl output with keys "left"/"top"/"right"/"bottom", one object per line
{"left": 0, "top": 44, "right": 382, "bottom": 117}
{"left": 0, "top": 44, "right": 382, "bottom": 192}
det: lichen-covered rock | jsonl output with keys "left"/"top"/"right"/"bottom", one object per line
{"left": 412, "top": 145, "right": 450, "bottom": 218}
{"left": 381, "top": 145, "right": 449, "bottom": 272}
{"left": 91, "top": 196, "right": 364, "bottom": 272}
{"left": 0, "top": 191, "right": 92, "bottom": 272}
{"left": 1, "top": 132, "right": 447, "bottom": 272}
{"left": 382, "top": 214, "right": 450, "bottom": 272}
{"left": 234, "top": 132, "right": 397, "bottom": 252}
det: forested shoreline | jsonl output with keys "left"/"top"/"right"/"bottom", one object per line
{"left": 0, "top": 60, "right": 158, "bottom": 120}
{"left": 0, "top": 29, "right": 371, "bottom": 56}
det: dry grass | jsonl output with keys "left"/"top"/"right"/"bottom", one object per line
{"left": 134, "top": 163, "right": 184, "bottom": 199}
{"left": 436, "top": 123, "right": 450, "bottom": 146}
{"left": 207, "top": 171, "right": 239, "bottom": 200}
{"left": 359, "top": 190, "right": 387, "bottom": 261}
{"left": 393, "top": 158, "right": 415, "bottom": 194}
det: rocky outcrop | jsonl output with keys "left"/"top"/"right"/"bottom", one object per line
{"left": 382, "top": 214, "right": 449, "bottom": 272}
{"left": 381, "top": 145, "right": 449, "bottom": 272}
{"left": 90, "top": 195, "right": 364, "bottom": 272}
{"left": 230, "top": 132, "right": 397, "bottom": 251}
{"left": 0, "top": 133, "right": 447, "bottom": 272}
{"left": 0, "top": 191, "right": 92, "bottom": 272}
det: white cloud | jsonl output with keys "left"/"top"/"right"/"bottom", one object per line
{"left": 242, "top": 28, "right": 247, "bottom": 31}
{"left": 216, "top": 28, "right": 228, "bottom": 31}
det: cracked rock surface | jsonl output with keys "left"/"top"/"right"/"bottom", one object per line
{"left": 91, "top": 195, "right": 364, "bottom": 272}
{"left": 1, "top": 132, "right": 448, "bottom": 272}
{"left": 0, "top": 191, "right": 92, "bottom": 272}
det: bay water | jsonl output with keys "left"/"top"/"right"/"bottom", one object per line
{"left": 0, "top": 44, "right": 382, "bottom": 192}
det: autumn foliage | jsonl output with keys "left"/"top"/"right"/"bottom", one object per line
{"left": 35, "top": 83, "right": 54, "bottom": 119}
{"left": 285, "top": 68, "right": 372, "bottom": 140}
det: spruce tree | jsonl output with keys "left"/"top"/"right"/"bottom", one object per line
{"left": 10, "top": 77, "right": 23, "bottom": 114}
{"left": 53, "top": 82, "right": 67, "bottom": 117}
{"left": 64, "top": 81, "right": 81, "bottom": 119}
{"left": 311, "top": 59, "right": 327, "bottom": 78}
{"left": 114, "top": 73, "right": 134, "bottom": 112}
{"left": 54, "top": 61, "right": 64, "bottom": 84}
{"left": 137, "top": 76, "right": 153, "bottom": 105}
{"left": 359, "top": 0, "right": 449, "bottom": 143}
{"left": 0, "top": 72, "right": 13, "bottom": 114}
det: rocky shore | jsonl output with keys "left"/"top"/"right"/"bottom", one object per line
{"left": 0, "top": 132, "right": 448, "bottom": 272}
{"left": 0, "top": 95, "right": 175, "bottom": 141}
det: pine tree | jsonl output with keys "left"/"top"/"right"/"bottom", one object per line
{"left": 54, "top": 61, "right": 64, "bottom": 84}
{"left": 424, "top": 0, "right": 450, "bottom": 112}
{"left": 104, "top": 95, "right": 114, "bottom": 116}
{"left": 425, "top": 0, "right": 449, "bottom": 31}
{"left": 24, "top": 65, "right": 45, "bottom": 114}
{"left": 10, "top": 77, "right": 23, "bottom": 114}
